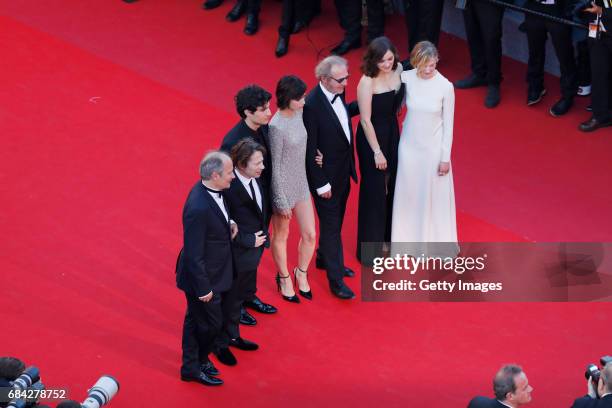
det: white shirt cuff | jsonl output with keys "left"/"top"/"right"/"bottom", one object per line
{"left": 316, "top": 183, "right": 331, "bottom": 195}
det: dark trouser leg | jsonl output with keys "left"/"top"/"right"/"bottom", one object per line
{"left": 577, "top": 39, "right": 591, "bottom": 87}
{"left": 247, "top": 0, "right": 261, "bottom": 15}
{"left": 547, "top": 20, "right": 577, "bottom": 99}
{"left": 525, "top": 14, "right": 547, "bottom": 91}
{"left": 213, "top": 269, "right": 256, "bottom": 349}
{"left": 335, "top": 0, "right": 362, "bottom": 43}
{"left": 181, "top": 293, "right": 223, "bottom": 377}
{"left": 420, "top": 0, "right": 444, "bottom": 46}
{"left": 590, "top": 37, "right": 612, "bottom": 122}
{"left": 312, "top": 179, "right": 350, "bottom": 283}
{"left": 366, "top": 0, "right": 385, "bottom": 42}
{"left": 462, "top": 3, "right": 486, "bottom": 78}
{"left": 279, "top": 0, "right": 294, "bottom": 38}
{"left": 404, "top": 0, "right": 421, "bottom": 52}
{"left": 473, "top": 0, "right": 504, "bottom": 85}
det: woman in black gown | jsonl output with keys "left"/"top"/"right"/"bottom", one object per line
{"left": 356, "top": 36, "right": 405, "bottom": 264}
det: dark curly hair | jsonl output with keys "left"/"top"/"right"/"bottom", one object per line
{"left": 230, "top": 138, "right": 267, "bottom": 169}
{"left": 361, "top": 36, "right": 400, "bottom": 78}
{"left": 235, "top": 85, "right": 272, "bottom": 119}
{"left": 275, "top": 75, "right": 307, "bottom": 109}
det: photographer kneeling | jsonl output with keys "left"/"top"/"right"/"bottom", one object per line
{"left": 467, "top": 364, "right": 533, "bottom": 408}
{"left": 572, "top": 362, "right": 612, "bottom": 408}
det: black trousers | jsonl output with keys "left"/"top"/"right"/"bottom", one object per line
{"left": 577, "top": 39, "right": 591, "bottom": 87}
{"left": 403, "top": 0, "right": 444, "bottom": 52}
{"left": 524, "top": 5, "right": 577, "bottom": 98}
{"left": 463, "top": 0, "right": 505, "bottom": 85}
{"left": 312, "top": 178, "right": 350, "bottom": 284}
{"left": 180, "top": 292, "right": 223, "bottom": 377}
{"left": 590, "top": 35, "right": 612, "bottom": 122}
{"left": 366, "top": 0, "right": 386, "bottom": 42}
{"left": 334, "top": 0, "right": 362, "bottom": 43}
{"left": 214, "top": 268, "right": 257, "bottom": 349}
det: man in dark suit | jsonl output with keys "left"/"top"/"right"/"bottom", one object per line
{"left": 467, "top": 364, "right": 533, "bottom": 408}
{"left": 213, "top": 139, "right": 269, "bottom": 366}
{"left": 220, "top": 85, "right": 277, "bottom": 322}
{"left": 176, "top": 151, "right": 237, "bottom": 386}
{"left": 571, "top": 363, "right": 612, "bottom": 408}
{"left": 223, "top": 0, "right": 262, "bottom": 35}
{"left": 304, "top": 55, "right": 359, "bottom": 300}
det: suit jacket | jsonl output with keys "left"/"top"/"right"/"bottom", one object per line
{"left": 467, "top": 396, "right": 509, "bottom": 408}
{"left": 303, "top": 84, "right": 359, "bottom": 195}
{"left": 224, "top": 172, "right": 269, "bottom": 273}
{"left": 220, "top": 120, "right": 272, "bottom": 190}
{"left": 572, "top": 394, "right": 612, "bottom": 408}
{"left": 176, "top": 182, "right": 233, "bottom": 297}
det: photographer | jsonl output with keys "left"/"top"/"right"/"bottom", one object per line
{"left": 467, "top": 364, "right": 533, "bottom": 407}
{"left": 571, "top": 363, "right": 612, "bottom": 407}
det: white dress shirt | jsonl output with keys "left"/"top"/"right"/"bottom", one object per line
{"left": 202, "top": 181, "right": 229, "bottom": 222}
{"left": 234, "top": 169, "right": 262, "bottom": 211}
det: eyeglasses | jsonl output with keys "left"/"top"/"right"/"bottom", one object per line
{"left": 328, "top": 74, "right": 350, "bottom": 84}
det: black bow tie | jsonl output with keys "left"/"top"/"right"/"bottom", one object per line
{"left": 203, "top": 184, "right": 222, "bottom": 198}
{"left": 331, "top": 93, "right": 342, "bottom": 104}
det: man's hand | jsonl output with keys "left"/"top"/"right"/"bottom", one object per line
{"left": 585, "top": 2, "right": 602, "bottom": 14}
{"left": 438, "top": 162, "right": 450, "bottom": 176}
{"left": 315, "top": 149, "right": 324, "bottom": 168}
{"left": 587, "top": 377, "right": 597, "bottom": 399}
{"left": 230, "top": 222, "right": 238, "bottom": 239}
{"left": 320, "top": 189, "right": 332, "bottom": 199}
{"left": 254, "top": 231, "right": 267, "bottom": 247}
{"left": 199, "top": 291, "right": 213, "bottom": 302}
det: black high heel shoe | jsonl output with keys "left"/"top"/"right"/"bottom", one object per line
{"left": 276, "top": 272, "right": 300, "bottom": 303}
{"left": 294, "top": 267, "right": 312, "bottom": 300}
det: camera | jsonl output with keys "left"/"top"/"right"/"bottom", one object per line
{"left": 11, "top": 367, "right": 40, "bottom": 391}
{"left": 584, "top": 356, "right": 612, "bottom": 386}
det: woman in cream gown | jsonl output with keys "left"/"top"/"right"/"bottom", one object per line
{"left": 391, "top": 41, "right": 459, "bottom": 257}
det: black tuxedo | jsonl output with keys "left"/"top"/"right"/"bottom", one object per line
{"left": 176, "top": 181, "right": 233, "bottom": 377}
{"left": 214, "top": 172, "right": 268, "bottom": 348}
{"left": 303, "top": 84, "right": 358, "bottom": 284}
{"left": 220, "top": 120, "right": 272, "bottom": 192}
{"left": 572, "top": 394, "right": 612, "bottom": 408}
{"left": 467, "top": 396, "right": 509, "bottom": 408}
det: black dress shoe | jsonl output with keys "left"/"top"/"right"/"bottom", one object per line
{"left": 454, "top": 73, "right": 487, "bottom": 89}
{"left": 239, "top": 307, "right": 257, "bottom": 326}
{"left": 203, "top": 0, "right": 223, "bottom": 9}
{"left": 275, "top": 36, "right": 289, "bottom": 58}
{"left": 244, "top": 297, "right": 278, "bottom": 314}
{"left": 331, "top": 39, "right": 361, "bottom": 55}
{"left": 244, "top": 14, "right": 259, "bottom": 35}
{"left": 484, "top": 85, "right": 500, "bottom": 108}
{"left": 229, "top": 337, "right": 259, "bottom": 351}
{"left": 527, "top": 87, "right": 546, "bottom": 106}
{"left": 214, "top": 347, "right": 237, "bottom": 366}
{"left": 200, "top": 360, "right": 219, "bottom": 376}
{"left": 579, "top": 116, "right": 612, "bottom": 132}
{"left": 549, "top": 97, "right": 573, "bottom": 117}
{"left": 181, "top": 371, "right": 223, "bottom": 386}
{"left": 329, "top": 280, "right": 355, "bottom": 300}
{"left": 225, "top": 0, "right": 245, "bottom": 21}
{"left": 292, "top": 20, "right": 307, "bottom": 33}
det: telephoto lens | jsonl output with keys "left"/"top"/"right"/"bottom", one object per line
{"left": 80, "top": 375, "right": 120, "bottom": 408}
{"left": 11, "top": 367, "right": 39, "bottom": 391}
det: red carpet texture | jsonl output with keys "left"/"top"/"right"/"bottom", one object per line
{"left": 1, "top": 1, "right": 611, "bottom": 407}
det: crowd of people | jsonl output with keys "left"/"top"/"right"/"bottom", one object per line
{"left": 176, "top": 38, "right": 457, "bottom": 386}
{"left": 123, "top": 0, "right": 612, "bottom": 132}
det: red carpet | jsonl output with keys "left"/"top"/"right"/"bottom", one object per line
{"left": 1, "top": 1, "right": 611, "bottom": 407}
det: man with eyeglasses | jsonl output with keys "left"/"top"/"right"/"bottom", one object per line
{"left": 303, "top": 55, "right": 359, "bottom": 300}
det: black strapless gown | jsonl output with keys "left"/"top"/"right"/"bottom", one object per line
{"left": 356, "top": 83, "right": 405, "bottom": 264}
